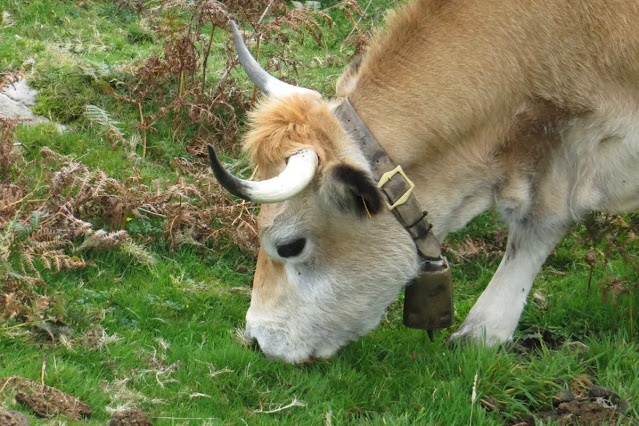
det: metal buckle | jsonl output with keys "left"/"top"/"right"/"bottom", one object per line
{"left": 376, "top": 165, "right": 415, "bottom": 210}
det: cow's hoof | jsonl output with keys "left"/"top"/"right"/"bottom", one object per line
{"left": 449, "top": 322, "right": 511, "bottom": 347}
{"left": 447, "top": 329, "right": 473, "bottom": 347}
{"left": 449, "top": 324, "right": 480, "bottom": 344}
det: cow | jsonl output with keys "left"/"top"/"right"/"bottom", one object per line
{"left": 207, "top": 0, "right": 639, "bottom": 363}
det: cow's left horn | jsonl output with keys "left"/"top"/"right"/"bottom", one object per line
{"left": 230, "top": 20, "right": 318, "bottom": 98}
{"left": 207, "top": 144, "right": 318, "bottom": 203}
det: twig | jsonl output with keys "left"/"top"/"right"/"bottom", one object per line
{"left": 630, "top": 291, "right": 634, "bottom": 339}
{"left": 201, "top": 22, "right": 217, "bottom": 98}
{"left": 254, "top": 0, "right": 275, "bottom": 31}
{"left": 469, "top": 372, "right": 478, "bottom": 426}
{"left": 0, "top": 322, "right": 32, "bottom": 332}
{"left": 341, "top": 0, "right": 373, "bottom": 49}
{"left": 155, "top": 417, "right": 217, "bottom": 421}
{"left": 253, "top": 398, "right": 307, "bottom": 414}
{"left": 137, "top": 207, "right": 167, "bottom": 218}
{"left": 325, "top": 410, "right": 333, "bottom": 426}
{"left": 13, "top": 142, "right": 32, "bottom": 153}
{"left": 0, "top": 376, "right": 18, "bottom": 395}
{"left": 188, "top": 392, "right": 212, "bottom": 398}
{"left": 321, "top": 0, "right": 355, "bottom": 13}
{"left": 138, "top": 103, "right": 146, "bottom": 159}
{"left": 41, "top": 353, "right": 48, "bottom": 388}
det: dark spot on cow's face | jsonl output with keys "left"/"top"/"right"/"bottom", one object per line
{"left": 330, "top": 164, "right": 384, "bottom": 217}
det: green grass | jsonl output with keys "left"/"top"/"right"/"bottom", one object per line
{"left": 1, "top": 1, "right": 638, "bottom": 424}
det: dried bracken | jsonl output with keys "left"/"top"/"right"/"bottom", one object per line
{"left": 1, "top": 126, "right": 257, "bottom": 328}
{"left": 0, "top": 0, "right": 387, "bottom": 333}
{"left": 112, "top": 0, "right": 361, "bottom": 158}
{"left": 579, "top": 212, "right": 639, "bottom": 313}
{"left": 443, "top": 230, "right": 507, "bottom": 265}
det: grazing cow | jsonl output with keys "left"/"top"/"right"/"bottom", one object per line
{"left": 208, "top": 0, "right": 639, "bottom": 363}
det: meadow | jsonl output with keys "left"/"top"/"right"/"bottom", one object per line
{"left": 0, "top": 1, "right": 637, "bottom": 424}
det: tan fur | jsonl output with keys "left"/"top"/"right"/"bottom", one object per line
{"left": 244, "top": 94, "right": 347, "bottom": 179}
{"left": 352, "top": 0, "right": 639, "bottom": 165}
{"left": 238, "top": 0, "right": 639, "bottom": 362}
{"left": 335, "top": 55, "right": 364, "bottom": 98}
{"left": 252, "top": 247, "right": 283, "bottom": 305}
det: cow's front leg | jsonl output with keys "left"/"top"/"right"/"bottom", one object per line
{"left": 451, "top": 221, "right": 565, "bottom": 345}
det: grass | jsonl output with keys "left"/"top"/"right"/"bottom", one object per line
{"left": 1, "top": 0, "right": 638, "bottom": 424}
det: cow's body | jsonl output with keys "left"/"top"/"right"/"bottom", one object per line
{"left": 214, "top": 0, "right": 639, "bottom": 363}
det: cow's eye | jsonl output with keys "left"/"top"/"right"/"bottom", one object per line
{"left": 276, "top": 238, "right": 307, "bottom": 258}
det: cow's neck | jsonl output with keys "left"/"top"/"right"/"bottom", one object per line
{"left": 343, "top": 1, "right": 542, "bottom": 240}
{"left": 349, "top": 91, "right": 520, "bottom": 241}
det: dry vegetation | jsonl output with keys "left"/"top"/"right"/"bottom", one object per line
{"left": 0, "top": 0, "right": 369, "bottom": 331}
{"left": 0, "top": 119, "right": 258, "bottom": 325}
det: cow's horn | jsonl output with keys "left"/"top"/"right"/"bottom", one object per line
{"left": 230, "top": 20, "right": 318, "bottom": 98}
{"left": 208, "top": 144, "right": 318, "bottom": 203}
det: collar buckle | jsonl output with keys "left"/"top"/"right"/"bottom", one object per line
{"left": 376, "top": 165, "right": 415, "bottom": 210}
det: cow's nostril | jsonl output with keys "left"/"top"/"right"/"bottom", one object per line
{"left": 276, "top": 238, "right": 306, "bottom": 258}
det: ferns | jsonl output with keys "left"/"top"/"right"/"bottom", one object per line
{"left": 84, "top": 105, "right": 122, "bottom": 132}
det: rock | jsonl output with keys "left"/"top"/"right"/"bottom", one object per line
{"left": 2, "top": 77, "right": 39, "bottom": 106}
{"left": 552, "top": 389, "right": 575, "bottom": 407}
{"left": 589, "top": 385, "right": 614, "bottom": 398}
{"left": 0, "top": 80, "right": 66, "bottom": 132}
{"left": 110, "top": 409, "right": 153, "bottom": 425}
{"left": 0, "top": 407, "right": 31, "bottom": 426}
{"left": 0, "top": 93, "right": 38, "bottom": 120}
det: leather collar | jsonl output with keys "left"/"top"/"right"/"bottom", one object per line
{"left": 333, "top": 97, "right": 443, "bottom": 261}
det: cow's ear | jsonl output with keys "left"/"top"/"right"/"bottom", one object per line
{"left": 322, "top": 162, "right": 384, "bottom": 217}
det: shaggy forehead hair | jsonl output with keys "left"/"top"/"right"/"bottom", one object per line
{"left": 243, "top": 94, "right": 346, "bottom": 179}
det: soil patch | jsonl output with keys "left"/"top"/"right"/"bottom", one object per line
{"left": 0, "top": 376, "right": 91, "bottom": 420}
{"left": 509, "top": 382, "right": 631, "bottom": 425}
{"left": 512, "top": 328, "right": 565, "bottom": 353}
{"left": 109, "top": 408, "right": 154, "bottom": 425}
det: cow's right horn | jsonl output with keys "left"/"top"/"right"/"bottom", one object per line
{"left": 230, "top": 20, "right": 318, "bottom": 99}
{"left": 207, "top": 144, "right": 318, "bottom": 203}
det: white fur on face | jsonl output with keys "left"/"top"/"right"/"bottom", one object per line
{"left": 245, "top": 197, "right": 419, "bottom": 363}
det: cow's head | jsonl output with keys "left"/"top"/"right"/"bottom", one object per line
{"left": 209, "top": 22, "right": 421, "bottom": 363}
